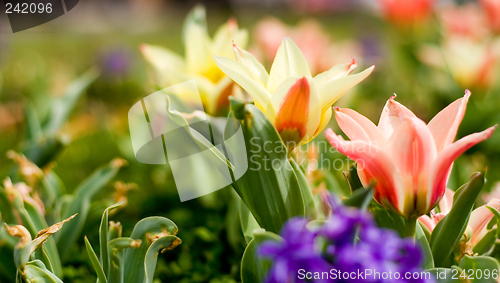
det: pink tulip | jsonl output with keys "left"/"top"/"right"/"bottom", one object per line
{"left": 469, "top": 199, "right": 500, "bottom": 246}
{"left": 419, "top": 191, "right": 500, "bottom": 248}
{"left": 418, "top": 188, "right": 454, "bottom": 231}
{"left": 325, "top": 91, "right": 496, "bottom": 219}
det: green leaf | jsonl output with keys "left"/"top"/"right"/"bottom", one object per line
{"left": 239, "top": 199, "right": 260, "bottom": 244}
{"left": 123, "top": 217, "right": 178, "bottom": 283}
{"left": 0, "top": 224, "right": 17, "bottom": 282}
{"left": 459, "top": 255, "right": 500, "bottom": 283}
{"left": 24, "top": 100, "right": 43, "bottom": 144}
{"left": 241, "top": 230, "right": 282, "bottom": 283}
{"left": 343, "top": 163, "right": 363, "bottom": 192}
{"left": 290, "top": 158, "right": 316, "bottom": 218}
{"left": 108, "top": 237, "right": 141, "bottom": 283}
{"left": 42, "top": 69, "right": 99, "bottom": 136}
{"left": 227, "top": 102, "right": 305, "bottom": 234}
{"left": 100, "top": 202, "right": 123, "bottom": 281}
{"left": 416, "top": 222, "right": 435, "bottom": 269}
{"left": 23, "top": 137, "right": 68, "bottom": 168}
{"left": 85, "top": 236, "right": 108, "bottom": 283}
{"left": 23, "top": 200, "right": 62, "bottom": 276}
{"left": 369, "top": 201, "right": 405, "bottom": 237}
{"left": 343, "top": 187, "right": 373, "bottom": 210}
{"left": 56, "top": 158, "right": 125, "bottom": 259}
{"left": 431, "top": 172, "right": 485, "bottom": 267}
{"left": 473, "top": 229, "right": 497, "bottom": 255}
{"left": 144, "top": 235, "right": 181, "bottom": 283}
{"left": 24, "top": 260, "right": 63, "bottom": 283}
{"left": 486, "top": 205, "right": 500, "bottom": 239}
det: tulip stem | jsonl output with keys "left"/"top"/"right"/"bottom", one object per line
{"left": 404, "top": 219, "right": 417, "bottom": 239}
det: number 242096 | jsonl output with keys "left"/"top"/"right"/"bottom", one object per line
{"left": 5, "top": 3, "right": 53, "bottom": 14}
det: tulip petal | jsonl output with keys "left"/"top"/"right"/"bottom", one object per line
{"left": 233, "top": 43, "right": 269, "bottom": 86}
{"left": 267, "top": 77, "right": 320, "bottom": 147}
{"left": 334, "top": 107, "right": 386, "bottom": 145}
{"left": 266, "top": 38, "right": 312, "bottom": 95}
{"left": 438, "top": 188, "right": 455, "bottom": 215}
{"left": 212, "top": 19, "right": 248, "bottom": 58}
{"left": 318, "top": 66, "right": 374, "bottom": 113}
{"left": 378, "top": 96, "right": 418, "bottom": 138}
{"left": 428, "top": 126, "right": 496, "bottom": 207}
{"left": 418, "top": 215, "right": 436, "bottom": 232}
{"left": 140, "top": 44, "right": 186, "bottom": 73}
{"left": 314, "top": 58, "right": 357, "bottom": 86}
{"left": 387, "top": 117, "right": 437, "bottom": 218}
{"left": 183, "top": 6, "right": 214, "bottom": 76}
{"left": 325, "top": 129, "right": 404, "bottom": 213}
{"left": 469, "top": 199, "right": 500, "bottom": 246}
{"left": 428, "top": 90, "right": 470, "bottom": 152}
{"left": 214, "top": 55, "right": 271, "bottom": 107}
{"left": 309, "top": 107, "right": 332, "bottom": 142}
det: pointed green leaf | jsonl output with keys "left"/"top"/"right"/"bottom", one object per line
{"left": 416, "top": 222, "right": 435, "bottom": 269}
{"left": 85, "top": 236, "right": 107, "bottom": 283}
{"left": 431, "top": 172, "right": 485, "bottom": 267}
{"left": 100, "top": 202, "right": 123, "bottom": 280}
{"left": 227, "top": 102, "right": 305, "bottom": 234}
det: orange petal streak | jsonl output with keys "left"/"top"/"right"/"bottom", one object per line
{"left": 274, "top": 77, "right": 310, "bottom": 144}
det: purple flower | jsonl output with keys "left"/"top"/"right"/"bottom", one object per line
{"left": 258, "top": 218, "right": 333, "bottom": 283}
{"left": 258, "top": 201, "right": 435, "bottom": 283}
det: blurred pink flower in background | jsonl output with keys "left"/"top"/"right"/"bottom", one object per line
{"left": 483, "top": 182, "right": 500, "bottom": 203}
{"left": 418, "top": 3, "right": 500, "bottom": 90}
{"left": 440, "top": 4, "right": 490, "bottom": 40}
{"left": 377, "top": 0, "right": 434, "bottom": 27}
{"left": 252, "top": 18, "right": 362, "bottom": 75}
{"left": 479, "top": 0, "right": 500, "bottom": 34}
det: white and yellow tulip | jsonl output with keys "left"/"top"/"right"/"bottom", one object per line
{"left": 141, "top": 5, "right": 248, "bottom": 115}
{"left": 214, "top": 37, "right": 374, "bottom": 149}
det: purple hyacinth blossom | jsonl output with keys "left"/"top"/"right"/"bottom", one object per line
{"left": 258, "top": 218, "right": 333, "bottom": 283}
{"left": 258, "top": 200, "right": 435, "bottom": 283}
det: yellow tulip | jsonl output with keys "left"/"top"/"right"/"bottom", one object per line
{"left": 141, "top": 5, "right": 248, "bottom": 115}
{"left": 214, "top": 38, "right": 374, "bottom": 149}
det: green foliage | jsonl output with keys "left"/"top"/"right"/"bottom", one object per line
{"left": 240, "top": 230, "right": 281, "bottom": 283}
{"left": 226, "top": 100, "right": 309, "bottom": 234}
{"left": 85, "top": 204, "right": 182, "bottom": 283}
{"left": 430, "top": 172, "right": 485, "bottom": 267}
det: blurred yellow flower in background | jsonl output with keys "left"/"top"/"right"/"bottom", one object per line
{"left": 141, "top": 5, "right": 248, "bottom": 116}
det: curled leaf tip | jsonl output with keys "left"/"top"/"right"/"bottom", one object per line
{"left": 161, "top": 237, "right": 182, "bottom": 253}
{"left": 131, "top": 239, "right": 142, "bottom": 248}
{"left": 4, "top": 223, "right": 31, "bottom": 248}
